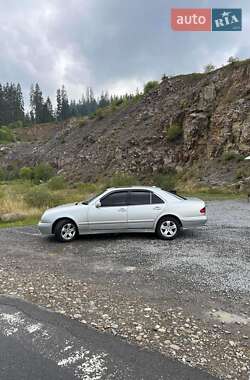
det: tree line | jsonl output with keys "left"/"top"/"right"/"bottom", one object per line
{"left": 0, "top": 82, "right": 140, "bottom": 126}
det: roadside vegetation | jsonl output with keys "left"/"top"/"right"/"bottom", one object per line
{"left": 165, "top": 123, "right": 183, "bottom": 142}
{"left": 0, "top": 163, "right": 247, "bottom": 228}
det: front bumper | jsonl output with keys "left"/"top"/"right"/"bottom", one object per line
{"left": 38, "top": 222, "right": 53, "bottom": 235}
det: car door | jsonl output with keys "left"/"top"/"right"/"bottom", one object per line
{"left": 88, "top": 191, "right": 128, "bottom": 231}
{"left": 127, "top": 190, "right": 165, "bottom": 230}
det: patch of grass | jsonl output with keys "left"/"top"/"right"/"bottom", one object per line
{"left": 182, "top": 190, "right": 245, "bottom": 201}
{"left": 78, "top": 118, "right": 87, "bottom": 127}
{"left": 0, "top": 216, "right": 39, "bottom": 229}
{"left": 23, "top": 188, "right": 63, "bottom": 208}
{"left": 165, "top": 124, "right": 183, "bottom": 142}
{"left": 0, "top": 126, "right": 15, "bottom": 144}
{"left": 107, "top": 174, "right": 140, "bottom": 187}
{"left": 47, "top": 176, "right": 67, "bottom": 190}
{"left": 76, "top": 182, "right": 100, "bottom": 193}
{"left": 0, "top": 179, "right": 105, "bottom": 228}
{"left": 222, "top": 151, "right": 244, "bottom": 162}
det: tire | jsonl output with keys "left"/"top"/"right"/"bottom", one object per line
{"left": 54, "top": 219, "right": 78, "bottom": 242}
{"left": 156, "top": 216, "right": 181, "bottom": 240}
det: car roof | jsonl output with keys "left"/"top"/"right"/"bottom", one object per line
{"left": 106, "top": 186, "right": 161, "bottom": 191}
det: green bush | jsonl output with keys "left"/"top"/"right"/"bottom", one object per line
{"left": 112, "top": 98, "right": 124, "bottom": 107}
{"left": 19, "top": 167, "right": 33, "bottom": 180}
{"left": 153, "top": 172, "right": 177, "bottom": 191}
{"left": 0, "top": 126, "right": 15, "bottom": 143}
{"left": 108, "top": 174, "right": 139, "bottom": 187}
{"left": 48, "top": 176, "right": 66, "bottom": 190}
{"left": 166, "top": 124, "right": 183, "bottom": 142}
{"left": 144, "top": 81, "right": 158, "bottom": 94}
{"left": 78, "top": 118, "right": 87, "bottom": 127}
{"left": 8, "top": 121, "right": 24, "bottom": 129}
{"left": 228, "top": 56, "right": 239, "bottom": 64}
{"left": 96, "top": 108, "right": 105, "bottom": 120}
{"left": 33, "top": 163, "right": 54, "bottom": 183}
{"left": 222, "top": 151, "right": 244, "bottom": 162}
{"left": 235, "top": 167, "right": 250, "bottom": 180}
{"left": 204, "top": 64, "right": 216, "bottom": 73}
{"left": 0, "top": 168, "right": 5, "bottom": 181}
{"left": 0, "top": 166, "right": 19, "bottom": 180}
{"left": 89, "top": 112, "right": 96, "bottom": 119}
{"left": 24, "top": 188, "right": 62, "bottom": 208}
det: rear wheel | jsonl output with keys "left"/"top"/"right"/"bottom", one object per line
{"left": 156, "top": 216, "right": 181, "bottom": 240}
{"left": 54, "top": 219, "right": 78, "bottom": 242}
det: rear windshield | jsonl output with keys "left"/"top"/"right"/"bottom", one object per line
{"left": 161, "top": 190, "right": 186, "bottom": 201}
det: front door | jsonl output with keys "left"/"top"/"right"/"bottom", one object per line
{"left": 88, "top": 191, "right": 128, "bottom": 231}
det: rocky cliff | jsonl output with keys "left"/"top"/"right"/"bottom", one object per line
{"left": 1, "top": 60, "right": 250, "bottom": 187}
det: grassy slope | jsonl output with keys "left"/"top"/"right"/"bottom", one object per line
{"left": 0, "top": 178, "right": 246, "bottom": 229}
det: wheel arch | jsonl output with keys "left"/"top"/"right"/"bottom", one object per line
{"left": 155, "top": 214, "right": 182, "bottom": 231}
{"left": 52, "top": 217, "right": 79, "bottom": 234}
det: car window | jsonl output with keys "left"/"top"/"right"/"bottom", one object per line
{"left": 151, "top": 193, "right": 164, "bottom": 204}
{"left": 101, "top": 191, "right": 128, "bottom": 207}
{"left": 129, "top": 191, "right": 151, "bottom": 205}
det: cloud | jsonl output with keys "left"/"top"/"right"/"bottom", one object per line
{"left": 0, "top": 0, "right": 249, "bottom": 107}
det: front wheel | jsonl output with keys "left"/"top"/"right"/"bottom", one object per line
{"left": 156, "top": 217, "right": 181, "bottom": 240}
{"left": 54, "top": 219, "right": 78, "bottom": 242}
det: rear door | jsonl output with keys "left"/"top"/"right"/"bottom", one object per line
{"left": 88, "top": 191, "right": 128, "bottom": 231}
{"left": 127, "top": 190, "right": 165, "bottom": 230}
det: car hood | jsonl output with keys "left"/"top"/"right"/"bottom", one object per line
{"left": 44, "top": 203, "right": 87, "bottom": 215}
{"left": 53, "top": 203, "right": 78, "bottom": 209}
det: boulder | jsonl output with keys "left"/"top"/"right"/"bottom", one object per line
{"left": 0, "top": 213, "right": 26, "bottom": 222}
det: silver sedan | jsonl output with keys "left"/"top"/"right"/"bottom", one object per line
{"left": 38, "top": 186, "right": 207, "bottom": 242}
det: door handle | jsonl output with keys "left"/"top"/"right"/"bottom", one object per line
{"left": 153, "top": 207, "right": 161, "bottom": 210}
{"left": 118, "top": 208, "right": 126, "bottom": 212}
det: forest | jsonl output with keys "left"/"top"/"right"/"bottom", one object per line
{"left": 0, "top": 82, "right": 144, "bottom": 127}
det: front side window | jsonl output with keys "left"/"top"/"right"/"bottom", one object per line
{"left": 128, "top": 191, "right": 151, "bottom": 205}
{"left": 101, "top": 191, "right": 128, "bottom": 207}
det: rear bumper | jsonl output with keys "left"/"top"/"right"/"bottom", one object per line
{"left": 181, "top": 216, "right": 207, "bottom": 228}
{"left": 38, "top": 222, "right": 52, "bottom": 235}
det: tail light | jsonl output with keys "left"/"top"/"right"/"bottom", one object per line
{"left": 200, "top": 207, "right": 206, "bottom": 215}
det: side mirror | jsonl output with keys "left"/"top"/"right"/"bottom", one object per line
{"left": 95, "top": 201, "right": 101, "bottom": 208}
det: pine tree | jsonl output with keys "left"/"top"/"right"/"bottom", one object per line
{"left": 30, "top": 83, "right": 44, "bottom": 123}
{"left": 42, "top": 97, "right": 54, "bottom": 122}
{"left": 61, "top": 85, "right": 69, "bottom": 120}
{"left": 56, "top": 89, "right": 62, "bottom": 121}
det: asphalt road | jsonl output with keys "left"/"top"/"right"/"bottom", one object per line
{"left": 0, "top": 297, "right": 217, "bottom": 380}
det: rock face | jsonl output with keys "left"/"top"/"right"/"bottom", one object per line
{"left": 1, "top": 60, "right": 250, "bottom": 184}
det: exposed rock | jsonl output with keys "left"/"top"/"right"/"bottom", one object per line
{"left": 1, "top": 61, "right": 250, "bottom": 185}
{"left": 0, "top": 213, "right": 26, "bottom": 222}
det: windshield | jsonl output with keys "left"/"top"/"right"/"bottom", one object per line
{"left": 82, "top": 191, "right": 104, "bottom": 205}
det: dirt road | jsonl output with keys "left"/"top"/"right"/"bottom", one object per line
{"left": 0, "top": 201, "right": 249, "bottom": 379}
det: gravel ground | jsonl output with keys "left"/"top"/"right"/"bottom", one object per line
{"left": 0, "top": 200, "right": 249, "bottom": 379}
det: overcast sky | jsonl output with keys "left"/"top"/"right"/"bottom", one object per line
{"left": 0, "top": 0, "right": 249, "bottom": 106}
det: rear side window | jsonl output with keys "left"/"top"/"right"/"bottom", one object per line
{"left": 151, "top": 193, "right": 164, "bottom": 204}
{"left": 101, "top": 191, "right": 128, "bottom": 207}
{"left": 129, "top": 191, "right": 151, "bottom": 205}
